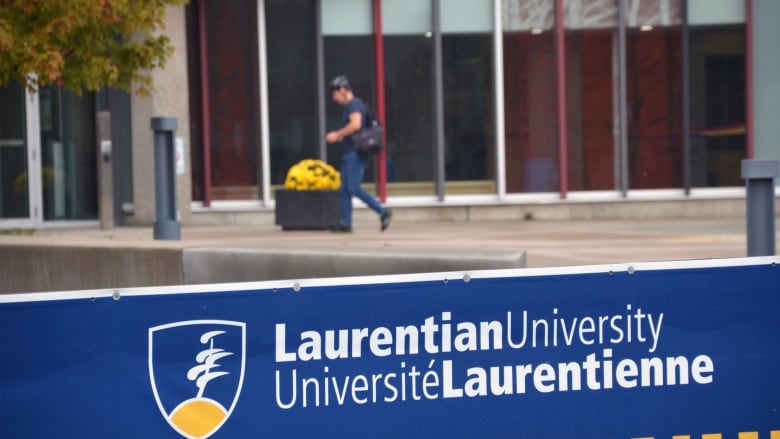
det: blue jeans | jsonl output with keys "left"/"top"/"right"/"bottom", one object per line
{"left": 340, "top": 150, "right": 385, "bottom": 226}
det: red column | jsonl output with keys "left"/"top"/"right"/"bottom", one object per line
{"left": 373, "top": 0, "right": 387, "bottom": 202}
{"left": 555, "top": 0, "right": 568, "bottom": 198}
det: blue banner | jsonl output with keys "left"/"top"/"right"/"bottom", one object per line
{"left": 1, "top": 258, "right": 779, "bottom": 438}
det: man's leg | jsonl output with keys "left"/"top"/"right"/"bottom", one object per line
{"left": 339, "top": 153, "right": 356, "bottom": 227}
{"left": 341, "top": 151, "right": 391, "bottom": 231}
{"left": 350, "top": 155, "right": 385, "bottom": 215}
{"left": 350, "top": 153, "right": 392, "bottom": 231}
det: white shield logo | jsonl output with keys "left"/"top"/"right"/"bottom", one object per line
{"left": 149, "top": 320, "right": 246, "bottom": 439}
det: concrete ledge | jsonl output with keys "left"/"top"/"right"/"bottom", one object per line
{"left": 190, "top": 197, "right": 765, "bottom": 226}
{"left": 0, "top": 244, "right": 184, "bottom": 293}
{"left": 182, "top": 245, "right": 526, "bottom": 284}
{"left": 0, "top": 242, "right": 525, "bottom": 293}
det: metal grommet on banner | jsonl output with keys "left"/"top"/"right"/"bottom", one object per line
{"left": 443, "top": 278, "right": 448, "bottom": 284}
{"left": 292, "top": 282, "right": 301, "bottom": 292}
{"left": 463, "top": 274, "right": 471, "bottom": 283}
{"left": 627, "top": 266, "right": 635, "bottom": 275}
{"left": 112, "top": 291, "right": 121, "bottom": 301}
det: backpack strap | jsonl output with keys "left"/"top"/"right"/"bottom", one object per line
{"left": 363, "top": 105, "right": 379, "bottom": 128}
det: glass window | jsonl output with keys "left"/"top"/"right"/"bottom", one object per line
{"left": 503, "top": 0, "right": 558, "bottom": 193}
{"left": 442, "top": 0, "right": 494, "bottom": 190}
{"left": 322, "top": 0, "right": 372, "bottom": 35}
{"left": 626, "top": 0, "right": 683, "bottom": 189}
{"left": 564, "top": 0, "right": 617, "bottom": 29}
{"left": 383, "top": 0, "right": 432, "bottom": 35}
{"left": 625, "top": 0, "right": 682, "bottom": 28}
{"left": 193, "top": 0, "right": 261, "bottom": 200}
{"left": 442, "top": 0, "right": 492, "bottom": 33}
{"left": 443, "top": 35, "right": 494, "bottom": 184}
{"left": 504, "top": 0, "right": 554, "bottom": 32}
{"left": 688, "top": 0, "right": 744, "bottom": 26}
{"left": 267, "top": 0, "right": 319, "bottom": 186}
{"left": 565, "top": 0, "right": 618, "bottom": 191}
{"left": 322, "top": 0, "right": 376, "bottom": 181}
{"left": 39, "top": 87, "right": 98, "bottom": 220}
{"left": 383, "top": 35, "right": 435, "bottom": 190}
{"left": 689, "top": 26, "right": 745, "bottom": 187}
{"left": 381, "top": 0, "right": 436, "bottom": 192}
{"left": 324, "top": 35, "right": 376, "bottom": 170}
{"left": 185, "top": 4, "right": 204, "bottom": 202}
{"left": 0, "top": 82, "right": 28, "bottom": 218}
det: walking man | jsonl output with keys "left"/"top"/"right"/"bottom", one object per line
{"left": 325, "top": 75, "right": 391, "bottom": 232}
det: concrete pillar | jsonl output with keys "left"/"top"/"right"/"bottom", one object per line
{"left": 151, "top": 117, "right": 181, "bottom": 240}
{"left": 752, "top": 0, "right": 780, "bottom": 162}
{"left": 742, "top": 159, "right": 779, "bottom": 256}
{"left": 96, "top": 111, "right": 114, "bottom": 229}
{"left": 129, "top": 5, "right": 192, "bottom": 226}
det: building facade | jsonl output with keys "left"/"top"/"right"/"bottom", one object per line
{"left": 1, "top": 0, "right": 778, "bottom": 228}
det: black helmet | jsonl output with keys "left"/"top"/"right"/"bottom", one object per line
{"left": 329, "top": 75, "right": 351, "bottom": 90}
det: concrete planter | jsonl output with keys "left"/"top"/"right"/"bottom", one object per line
{"left": 274, "top": 189, "right": 340, "bottom": 230}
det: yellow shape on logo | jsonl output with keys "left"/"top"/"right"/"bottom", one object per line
{"left": 170, "top": 398, "right": 227, "bottom": 439}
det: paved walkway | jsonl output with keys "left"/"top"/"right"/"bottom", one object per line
{"left": 22, "top": 217, "right": 763, "bottom": 268}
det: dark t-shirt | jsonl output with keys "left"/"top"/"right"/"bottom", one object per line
{"left": 342, "top": 97, "right": 366, "bottom": 153}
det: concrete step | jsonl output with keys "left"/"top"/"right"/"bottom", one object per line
{"left": 190, "top": 196, "right": 755, "bottom": 226}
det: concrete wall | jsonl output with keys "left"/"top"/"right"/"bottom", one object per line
{"left": 0, "top": 243, "right": 524, "bottom": 294}
{"left": 182, "top": 246, "right": 526, "bottom": 285}
{"left": 0, "top": 244, "right": 184, "bottom": 293}
{"left": 190, "top": 197, "right": 762, "bottom": 226}
{"left": 129, "top": 6, "right": 192, "bottom": 226}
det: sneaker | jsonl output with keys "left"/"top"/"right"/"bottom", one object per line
{"left": 380, "top": 209, "right": 392, "bottom": 231}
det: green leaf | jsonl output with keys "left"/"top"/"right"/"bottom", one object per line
{"left": 0, "top": 0, "right": 189, "bottom": 93}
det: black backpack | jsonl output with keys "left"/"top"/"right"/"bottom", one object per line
{"left": 351, "top": 105, "right": 384, "bottom": 157}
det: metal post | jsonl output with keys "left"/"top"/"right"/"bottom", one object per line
{"left": 493, "top": 0, "right": 506, "bottom": 199}
{"left": 96, "top": 111, "right": 113, "bottom": 229}
{"left": 151, "top": 117, "right": 181, "bottom": 240}
{"left": 554, "top": 0, "right": 568, "bottom": 199}
{"left": 316, "top": 0, "right": 327, "bottom": 161}
{"left": 681, "top": 0, "right": 691, "bottom": 195}
{"left": 617, "top": 0, "right": 628, "bottom": 196}
{"left": 258, "top": 0, "right": 272, "bottom": 205}
{"left": 433, "top": 0, "right": 445, "bottom": 202}
{"left": 741, "top": 159, "right": 779, "bottom": 256}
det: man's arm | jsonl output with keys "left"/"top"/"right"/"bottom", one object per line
{"left": 325, "top": 112, "right": 362, "bottom": 144}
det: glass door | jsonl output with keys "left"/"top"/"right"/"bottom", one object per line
{"left": 0, "top": 82, "right": 31, "bottom": 224}
{"left": 38, "top": 86, "right": 98, "bottom": 221}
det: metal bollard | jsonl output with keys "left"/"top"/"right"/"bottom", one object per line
{"left": 741, "top": 159, "right": 779, "bottom": 256}
{"left": 151, "top": 117, "right": 180, "bottom": 240}
{"left": 96, "top": 111, "right": 113, "bottom": 229}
